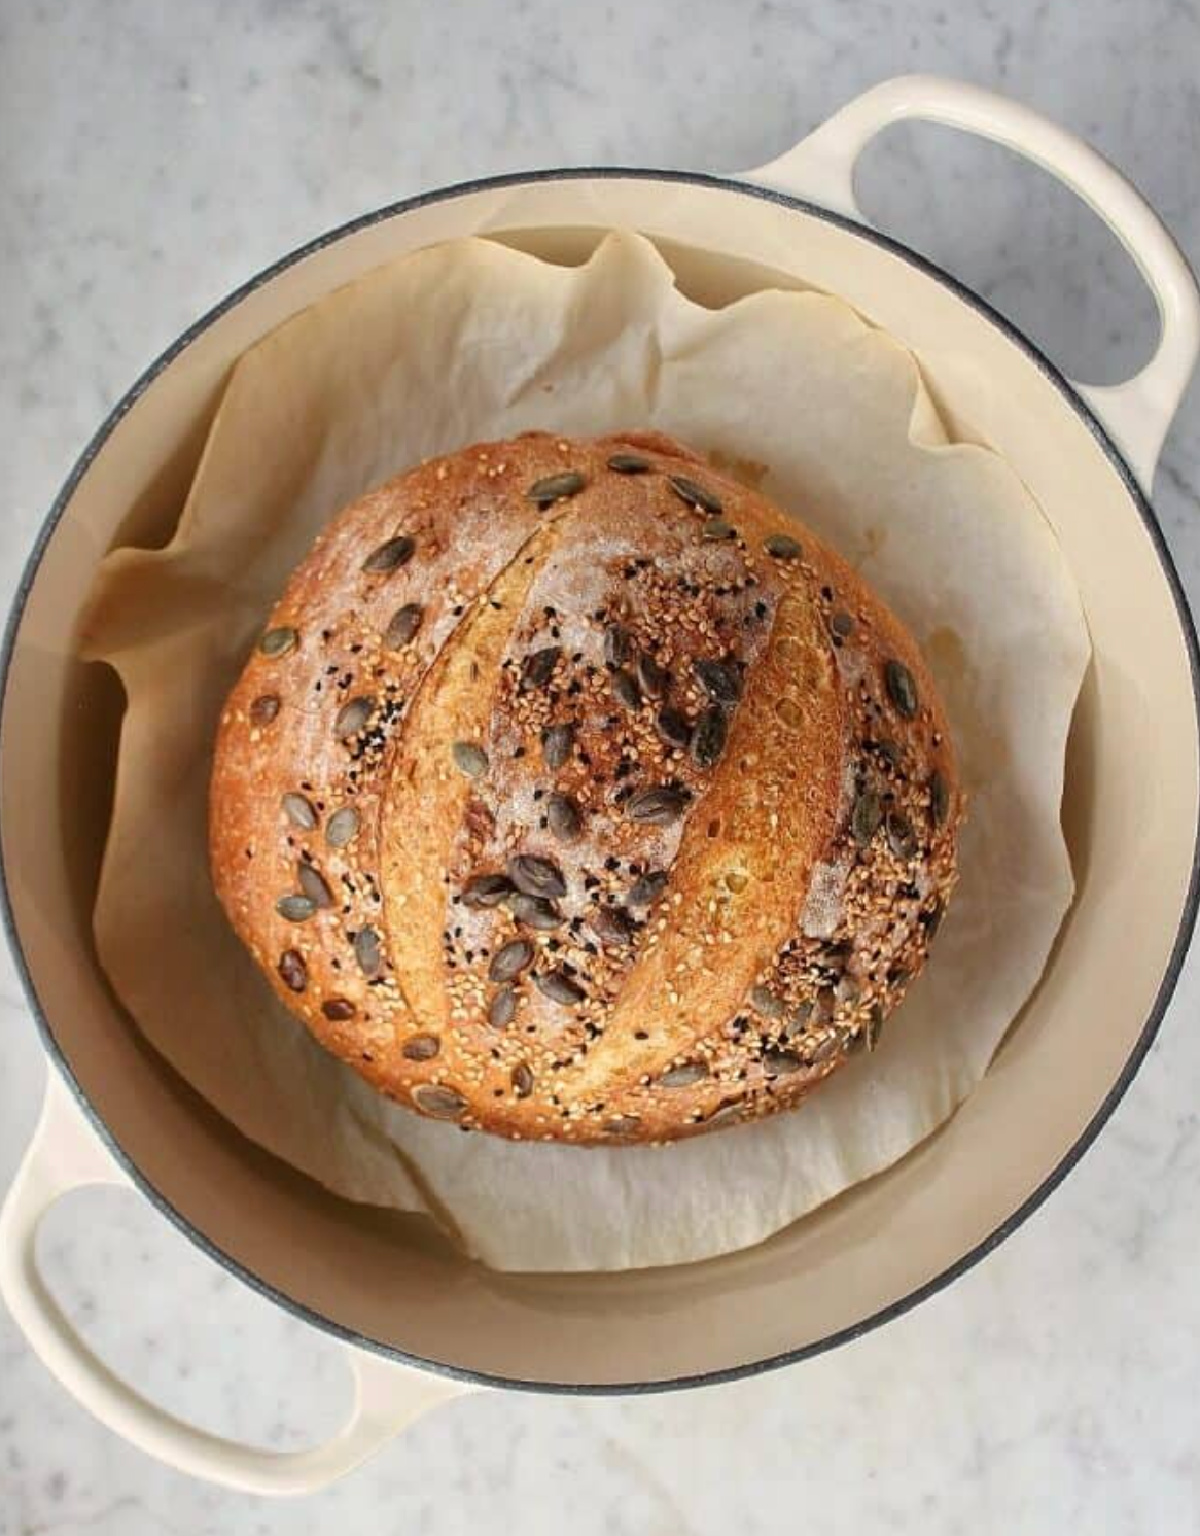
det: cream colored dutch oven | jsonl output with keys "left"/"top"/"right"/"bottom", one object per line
{"left": 2, "top": 76, "right": 1198, "bottom": 1495}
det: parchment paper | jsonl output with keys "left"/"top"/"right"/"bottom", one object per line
{"left": 83, "top": 232, "right": 1090, "bottom": 1272}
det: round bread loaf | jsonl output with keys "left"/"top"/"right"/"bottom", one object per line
{"left": 211, "top": 431, "right": 961, "bottom": 1144}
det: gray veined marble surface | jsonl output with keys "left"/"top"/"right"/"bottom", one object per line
{"left": 2, "top": 1, "right": 1200, "bottom": 1532}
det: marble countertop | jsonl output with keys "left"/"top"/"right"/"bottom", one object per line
{"left": 2, "top": 2, "right": 1199, "bottom": 1532}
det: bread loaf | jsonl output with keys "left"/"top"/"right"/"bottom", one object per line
{"left": 210, "top": 431, "right": 960, "bottom": 1144}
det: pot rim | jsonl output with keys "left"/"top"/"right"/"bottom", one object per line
{"left": 2, "top": 165, "right": 1198, "bottom": 1396}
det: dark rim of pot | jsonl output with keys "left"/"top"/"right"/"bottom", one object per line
{"left": 1, "top": 167, "right": 1198, "bottom": 1398}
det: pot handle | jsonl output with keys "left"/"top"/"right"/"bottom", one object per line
{"left": 746, "top": 74, "right": 1200, "bottom": 491}
{"left": 0, "top": 1070, "right": 472, "bottom": 1495}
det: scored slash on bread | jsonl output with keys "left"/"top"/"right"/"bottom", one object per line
{"left": 210, "top": 431, "right": 960, "bottom": 1145}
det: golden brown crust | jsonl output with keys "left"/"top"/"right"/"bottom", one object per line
{"left": 211, "top": 431, "right": 961, "bottom": 1144}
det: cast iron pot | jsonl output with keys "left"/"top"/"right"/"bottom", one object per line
{"left": 1, "top": 77, "right": 1197, "bottom": 1494}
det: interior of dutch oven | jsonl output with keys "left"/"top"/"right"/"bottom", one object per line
{"left": 2, "top": 182, "right": 1196, "bottom": 1389}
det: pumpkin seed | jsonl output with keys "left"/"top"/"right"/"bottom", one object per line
{"left": 590, "top": 906, "right": 635, "bottom": 947}
{"left": 626, "top": 785, "right": 689, "bottom": 825}
{"left": 250, "top": 694, "right": 281, "bottom": 727}
{"left": 520, "top": 646, "right": 561, "bottom": 692}
{"left": 668, "top": 475, "right": 723, "bottom": 515}
{"left": 604, "top": 1115, "right": 642, "bottom": 1136}
{"left": 384, "top": 602, "right": 423, "bottom": 648}
{"left": 297, "top": 862, "right": 333, "bottom": 909}
{"left": 830, "top": 609, "right": 855, "bottom": 638}
{"left": 884, "top": 658, "right": 919, "bottom": 719}
{"left": 547, "top": 792, "right": 582, "bottom": 841}
{"left": 764, "top": 533, "right": 803, "bottom": 560}
{"left": 526, "top": 471, "right": 587, "bottom": 506}
{"left": 322, "top": 998, "right": 356, "bottom": 1021}
{"left": 815, "top": 986, "right": 836, "bottom": 1023}
{"left": 277, "top": 950, "right": 307, "bottom": 992}
{"left": 334, "top": 696, "right": 374, "bottom": 740}
{"left": 607, "top": 452, "right": 651, "bottom": 474}
{"left": 603, "top": 624, "right": 633, "bottom": 669}
{"left": 325, "top": 805, "right": 360, "bottom": 848}
{"left": 276, "top": 894, "right": 316, "bottom": 922}
{"left": 511, "top": 1063, "right": 534, "bottom": 1099}
{"left": 851, "top": 789, "right": 883, "bottom": 846}
{"left": 636, "top": 651, "right": 670, "bottom": 699}
{"left": 535, "top": 968, "right": 585, "bottom": 1006}
{"left": 762, "top": 1049, "right": 804, "bottom": 1076}
{"left": 868, "top": 1003, "right": 885, "bottom": 1051}
{"left": 786, "top": 1001, "right": 814, "bottom": 1038}
{"left": 929, "top": 769, "right": 950, "bottom": 827}
{"left": 258, "top": 626, "right": 298, "bottom": 658}
{"left": 656, "top": 707, "right": 692, "bottom": 748}
{"left": 750, "top": 984, "right": 784, "bottom": 1018}
{"left": 874, "top": 737, "right": 902, "bottom": 770}
{"left": 402, "top": 1034, "right": 441, "bottom": 1061}
{"left": 628, "top": 870, "right": 668, "bottom": 907}
{"left": 509, "top": 894, "right": 563, "bottom": 931}
{"left": 489, "top": 986, "right": 517, "bottom": 1028}
{"left": 462, "top": 872, "right": 514, "bottom": 908}
{"left": 659, "top": 1061, "right": 709, "bottom": 1088}
{"left": 508, "top": 854, "right": 567, "bottom": 900}
{"left": 885, "top": 809, "right": 916, "bottom": 859}
{"left": 452, "top": 741, "right": 489, "bottom": 778}
{"left": 611, "top": 669, "right": 642, "bottom": 710}
{"left": 281, "top": 792, "right": 317, "bottom": 831}
{"left": 809, "top": 1034, "right": 841, "bottom": 1064}
{"left": 691, "top": 706, "right": 727, "bottom": 768}
{"left": 489, "top": 939, "right": 533, "bottom": 983}
{"left": 362, "top": 534, "right": 415, "bottom": 573}
{"left": 702, "top": 517, "right": 736, "bottom": 541}
{"left": 694, "top": 657, "right": 742, "bottom": 704}
{"left": 541, "top": 722, "right": 575, "bottom": 769}
{"left": 413, "top": 1084, "right": 467, "bottom": 1120}
{"left": 704, "top": 1100, "right": 743, "bottom": 1125}
{"left": 354, "top": 926, "right": 383, "bottom": 978}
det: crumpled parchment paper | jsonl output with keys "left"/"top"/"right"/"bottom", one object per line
{"left": 83, "top": 231, "right": 1090, "bottom": 1271}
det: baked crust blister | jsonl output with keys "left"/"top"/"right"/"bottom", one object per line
{"left": 210, "top": 431, "right": 960, "bottom": 1145}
